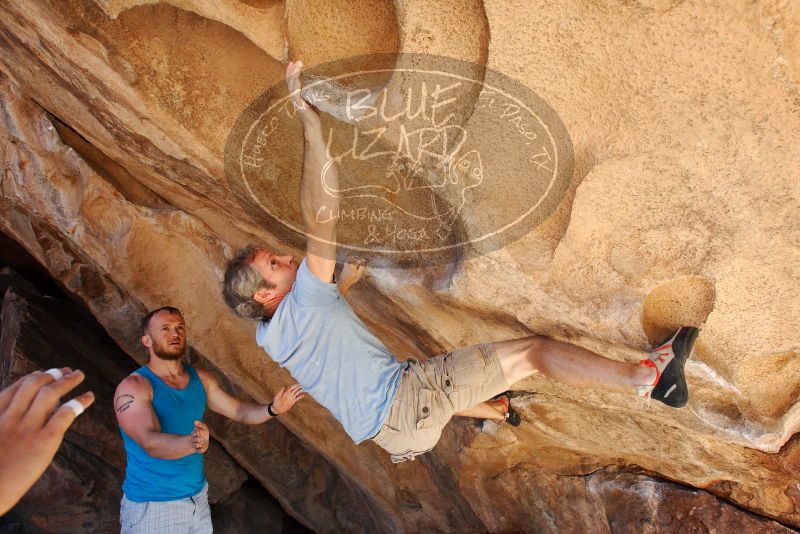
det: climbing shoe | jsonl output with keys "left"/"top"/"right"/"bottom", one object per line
{"left": 637, "top": 326, "right": 699, "bottom": 408}
{"left": 494, "top": 391, "right": 522, "bottom": 426}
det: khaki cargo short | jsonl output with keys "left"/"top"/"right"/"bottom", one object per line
{"left": 372, "top": 343, "right": 509, "bottom": 463}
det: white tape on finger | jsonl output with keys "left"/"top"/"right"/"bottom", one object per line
{"left": 45, "top": 368, "right": 63, "bottom": 381}
{"left": 62, "top": 399, "right": 85, "bottom": 417}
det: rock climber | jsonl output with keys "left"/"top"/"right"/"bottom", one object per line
{"left": 221, "top": 61, "right": 698, "bottom": 463}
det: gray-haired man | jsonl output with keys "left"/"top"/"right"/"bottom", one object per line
{"left": 223, "top": 61, "right": 697, "bottom": 463}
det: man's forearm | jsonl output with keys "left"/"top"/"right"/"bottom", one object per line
{"left": 234, "top": 402, "right": 272, "bottom": 425}
{"left": 140, "top": 431, "right": 196, "bottom": 459}
{"left": 299, "top": 111, "right": 339, "bottom": 244}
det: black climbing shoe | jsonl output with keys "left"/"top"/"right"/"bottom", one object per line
{"left": 494, "top": 391, "right": 522, "bottom": 426}
{"left": 640, "top": 326, "right": 699, "bottom": 408}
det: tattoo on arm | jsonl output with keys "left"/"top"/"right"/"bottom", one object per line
{"left": 115, "top": 394, "right": 135, "bottom": 414}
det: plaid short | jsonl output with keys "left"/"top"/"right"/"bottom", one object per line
{"left": 120, "top": 483, "right": 212, "bottom": 534}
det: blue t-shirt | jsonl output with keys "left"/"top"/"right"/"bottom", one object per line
{"left": 256, "top": 258, "right": 405, "bottom": 443}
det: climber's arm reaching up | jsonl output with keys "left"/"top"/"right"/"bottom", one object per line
{"left": 287, "top": 60, "right": 338, "bottom": 284}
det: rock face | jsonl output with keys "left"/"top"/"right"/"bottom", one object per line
{"left": 0, "top": 0, "right": 798, "bottom": 532}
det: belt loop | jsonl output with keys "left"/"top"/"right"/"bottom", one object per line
{"left": 407, "top": 359, "right": 427, "bottom": 384}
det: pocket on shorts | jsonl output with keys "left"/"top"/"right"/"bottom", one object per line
{"left": 442, "top": 346, "right": 492, "bottom": 392}
{"left": 372, "top": 383, "right": 439, "bottom": 463}
{"left": 121, "top": 498, "right": 149, "bottom": 529}
{"left": 415, "top": 387, "right": 433, "bottom": 430}
{"left": 372, "top": 424, "right": 399, "bottom": 450}
{"left": 375, "top": 427, "right": 434, "bottom": 463}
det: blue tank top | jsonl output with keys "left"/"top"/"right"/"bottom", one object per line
{"left": 120, "top": 364, "right": 207, "bottom": 502}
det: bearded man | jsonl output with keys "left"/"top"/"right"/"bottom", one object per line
{"left": 113, "top": 306, "right": 304, "bottom": 533}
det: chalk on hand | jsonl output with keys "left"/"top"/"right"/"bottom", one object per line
{"left": 62, "top": 398, "right": 85, "bottom": 417}
{"left": 44, "top": 368, "right": 64, "bottom": 381}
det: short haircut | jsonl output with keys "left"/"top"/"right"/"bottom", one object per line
{"left": 140, "top": 306, "right": 183, "bottom": 336}
{"left": 222, "top": 246, "right": 276, "bottom": 321}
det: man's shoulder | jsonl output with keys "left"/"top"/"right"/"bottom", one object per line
{"left": 303, "top": 255, "right": 335, "bottom": 284}
{"left": 116, "top": 372, "right": 152, "bottom": 397}
{"left": 256, "top": 310, "right": 286, "bottom": 350}
{"left": 263, "top": 290, "right": 339, "bottom": 334}
{"left": 192, "top": 367, "right": 216, "bottom": 391}
{"left": 293, "top": 257, "right": 339, "bottom": 302}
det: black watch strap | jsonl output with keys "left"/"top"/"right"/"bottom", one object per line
{"left": 267, "top": 402, "right": 279, "bottom": 417}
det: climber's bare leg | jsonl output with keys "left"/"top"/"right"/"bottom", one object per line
{"left": 494, "top": 336, "right": 656, "bottom": 392}
{"left": 454, "top": 400, "right": 505, "bottom": 422}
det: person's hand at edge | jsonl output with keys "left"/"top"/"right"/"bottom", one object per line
{"left": 0, "top": 368, "right": 95, "bottom": 515}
